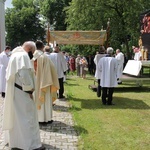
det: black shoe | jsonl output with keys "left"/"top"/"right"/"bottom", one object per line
{"left": 107, "top": 103, "right": 115, "bottom": 105}
{"left": 102, "top": 102, "right": 106, "bottom": 105}
{"left": 58, "top": 95, "right": 65, "bottom": 99}
{"left": 118, "top": 82, "right": 122, "bottom": 84}
{"left": 2, "top": 92, "right": 5, "bottom": 98}
{"left": 34, "top": 146, "right": 46, "bottom": 150}
{"left": 48, "top": 120, "right": 53, "bottom": 124}
{"left": 39, "top": 122, "right": 47, "bottom": 125}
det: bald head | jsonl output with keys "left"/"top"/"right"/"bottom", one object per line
{"left": 22, "top": 41, "right": 36, "bottom": 59}
{"left": 116, "top": 49, "right": 120, "bottom": 54}
{"left": 22, "top": 41, "right": 36, "bottom": 53}
{"left": 44, "top": 46, "right": 50, "bottom": 52}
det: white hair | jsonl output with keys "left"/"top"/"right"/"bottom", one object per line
{"left": 106, "top": 47, "right": 114, "bottom": 54}
{"left": 23, "top": 41, "right": 36, "bottom": 49}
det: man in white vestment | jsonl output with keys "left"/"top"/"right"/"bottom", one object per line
{"left": 115, "top": 49, "right": 124, "bottom": 84}
{"left": 98, "top": 47, "right": 118, "bottom": 105}
{"left": 33, "top": 41, "right": 59, "bottom": 124}
{"left": 94, "top": 49, "right": 107, "bottom": 97}
{"left": 132, "top": 46, "right": 142, "bottom": 61}
{"left": 0, "top": 46, "right": 11, "bottom": 98}
{"left": 75, "top": 54, "right": 81, "bottom": 76}
{"left": 49, "top": 46, "right": 68, "bottom": 99}
{"left": 2, "top": 42, "right": 45, "bottom": 150}
{"left": 44, "top": 45, "right": 51, "bottom": 59}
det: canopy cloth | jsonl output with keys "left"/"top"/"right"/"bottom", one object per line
{"left": 48, "top": 30, "right": 107, "bottom": 45}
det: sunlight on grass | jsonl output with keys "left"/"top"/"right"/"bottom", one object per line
{"left": 65, "top": 74, "right": 150, "bottom": 150}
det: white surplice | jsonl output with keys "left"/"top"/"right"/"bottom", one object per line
{"left": 49, "top": 52, "right": 68, "bottom": 78}
{"left": 0, "top": 51, "right": 9, "bottom": 93}
{"left": 134, "top": 51, "right": 142, "bottom": 61}
{"left": 94, "top": 53, "right": 107, "bottom": 79}
{"left": 98, "top": 57, "right": 118, "bottom": 87}
{"left": 115, "top": 52, "right": 124, "bottom": 79}
{"left": 2, "top": 47, "right": 42, "bottom": 150}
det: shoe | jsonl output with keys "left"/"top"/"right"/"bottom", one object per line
{"left": 58, "top": 95, "right": 65, "bottom": 99}
{"left": 118, "top": 82, "right": 122, "bottom": 84}
{"left": 39, "top": 122, "right": 47, "bottom": 125}
{"left": 34, "top": 146, "right": 46, "bottom": 150}
{"left": 102, "top": 103, "right": 106, "bottom": 105}
{"left": 107, "top": 103, "right": 115, "bottom": 105}
{"left": 48, "top": 120, "right": 53, "bottom": 124}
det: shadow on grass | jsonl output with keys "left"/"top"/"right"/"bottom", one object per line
{"left": 68, "top": 96, "right": 150, "bottom": 110}
{"left": 64, "top": 82, "right": 79, "bottom": 86}
{"left": 40, "top": 121, "right": 88, "bottom": 136}
{"left": 115, "top": 86, "right": 150, "bottom": 92}
{"left": 88, "top": 86, "right": 150, "bottom": 93}
{"left": 65, "top": 77, "right": 76, "bottom": 81}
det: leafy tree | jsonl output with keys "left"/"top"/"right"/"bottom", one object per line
{"left": 40, "top": 0, "right": 71, "bottom": 30}
{"left": 5, "top": 0, "right": 45, "bottom": 48}
{"left": 65, "top": 0, "right": 150, "bottom": 58}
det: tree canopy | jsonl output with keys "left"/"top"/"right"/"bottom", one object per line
{"left": 5, "top": 0, "right": 150, "bottom": 57}
{"left": 65, "top": 0, "right": 150, "bottom": 57}
{"left": 39, "top": 0, "right": 71, "bottom": 30}
{"left": 5, "top": 0, "right": 45, "bottom": 48}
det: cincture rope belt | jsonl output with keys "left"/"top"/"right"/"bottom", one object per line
{"left": 14, "top": 83, "right": 33, "bottom": 94}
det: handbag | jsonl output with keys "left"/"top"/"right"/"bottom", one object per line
{"left": 84, "top": 67, "right": 88, "bottom": 71}
{"left": 97, "top": 85, "right": 101, "bottom": 97}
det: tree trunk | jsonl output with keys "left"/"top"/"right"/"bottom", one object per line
{"left": 125, "top": 39, "right": 132, "bottom": 60}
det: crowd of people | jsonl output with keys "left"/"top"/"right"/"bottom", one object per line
{"left": 0, "top": 41, "right": 67, "bottom": 150}
{"left": 0, "top": 40, "right": 146, "bottom": 149}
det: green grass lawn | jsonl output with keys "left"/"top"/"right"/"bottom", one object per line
{"left": 65, "top": 74, "right": 150, "bottom": 150}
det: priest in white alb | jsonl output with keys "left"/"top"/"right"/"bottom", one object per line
{"left": 2, "top": 41, "right": 45, "bottom": 150}
{"left": 33, "top": 41, "right": 59, "bottom": 124}
{"left": 49, "top": 45, "right": 68, "bottom": 99}
{"left": 0, "top": 46, "right": 11, "bottom": 98}
{"left": 94, "top": 48, "right": 107, "bottom": 97}
{"left": 115, "top": 49, "right": 124, "bottom": 84}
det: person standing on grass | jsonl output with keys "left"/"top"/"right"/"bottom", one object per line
{"left": 75, "top": 54, "right": 81, "bottom": 76}
{"left": 98, "top": 47, "right": 118, "bottom": 105}
{"left": 49, "top": 45, "right": 68, "bottom": 99}
{"left": 94, "top": 48, "right": 107, "bottom": 97}
{"left": 79, "top": 56, "right": 88, "bottom": 79}
{"left": 69, "top": 55, "right": 76, "bottom": 74}
{"left": 115, "top": 49, "right": 124, "bottom": 84}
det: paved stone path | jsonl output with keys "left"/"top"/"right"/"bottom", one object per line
{"left": 0, "top": 96, "right": 79, "bottom": 150}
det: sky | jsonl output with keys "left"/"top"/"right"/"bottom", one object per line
{"left": 5, "top": 0, "right": 13, "bottom": 8}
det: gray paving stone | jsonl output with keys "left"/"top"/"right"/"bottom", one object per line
{"left": 0, "top": 96, "right": 79, "bottom": 150}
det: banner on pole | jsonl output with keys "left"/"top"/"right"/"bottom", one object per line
{"left": 48, "top": 30, "right": 107, "bottom": 45}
